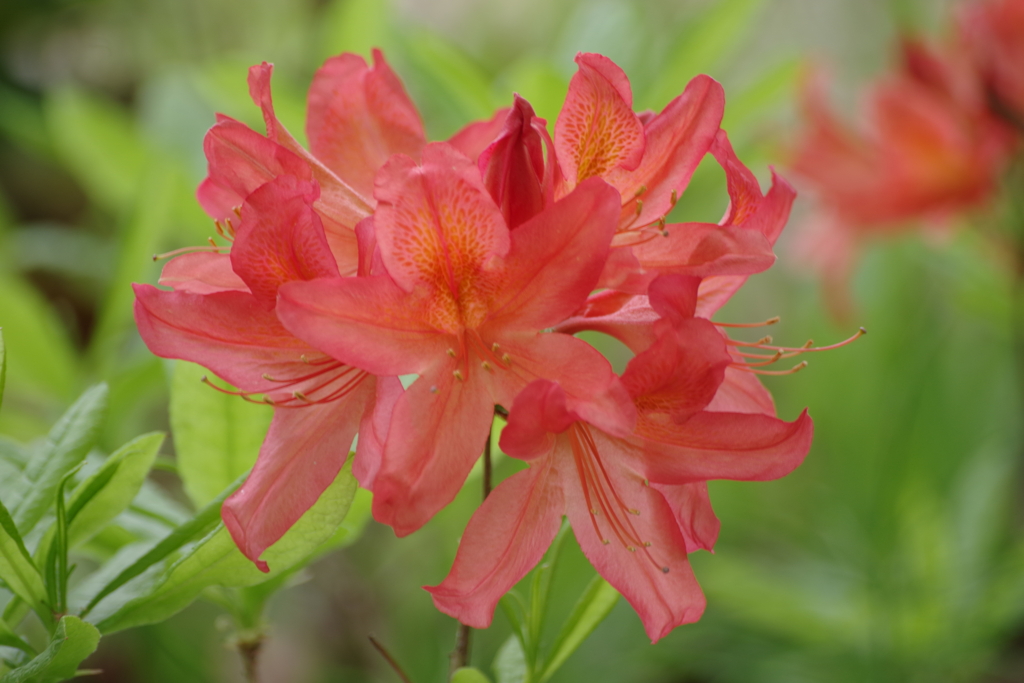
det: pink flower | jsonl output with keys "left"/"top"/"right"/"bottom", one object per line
{"left": 135, "top": 177, "right": 400, "bottom": 571}
{"left": 196, "top": 49, "right": 509, "bottom": 277}
{"left": 277, "top": 143, "right": 632, "bottom": 536}
{"left": 427, "top": 279, "right": 812, "bottom": 641}
{"left": 960, "top": 0, "right": 1024, "bottom": 124}
{"left": 552, "top": 53, "right": 779, "bottom": 292}
{"left": 789, "top": 41, "right": 1014, "bottom": 312}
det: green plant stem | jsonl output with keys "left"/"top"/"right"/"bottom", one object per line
{"left": 449, "top": 427, "right": 494, "bottom": 679}
{"left": 369, "top": 636, "right": 413, "bottom": 683}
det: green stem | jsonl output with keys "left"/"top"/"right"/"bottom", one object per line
{"left": 449, "top": 427, "right": 494, "bottom": 678}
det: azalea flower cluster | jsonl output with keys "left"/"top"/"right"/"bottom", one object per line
{"left": 790, "top": 0, "right": 1024, "bottom": 310}
{"left": 134, "top": 50, "right": 819, "bottom": 641}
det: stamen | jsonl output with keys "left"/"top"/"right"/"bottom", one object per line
{"left": 481, "top": 361, "right": 493, "bottom": 372}
{"left": 447, "top": 348, "right": 457, "bottom": 358}
{"left": 634, "top": 199, "right": 643, "bottom": 216}
{"left": 152, "top": 245, "right": 226, "bottom": 261}
{"left": 634, "top": 184, "right": 647, "bottom": 198}
{"left": 453, "top": 370, "right": 464, "bottom": 382}
{"left": 715, "top": 316, "right": 781, "bottom": 328}
{"left": 734, "top": 360, "right": 808, "bottom": 376}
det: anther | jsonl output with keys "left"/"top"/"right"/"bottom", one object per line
{"left": 207, "top": 237, "right": 218, "bottom": 247}
{"left": 756, "top": 335, "right": 773, "bottom": 345}
{"left": 627, "top": 546, "right": 636, "bottom": 552}
{"left": 501, "top": 353, "right": 511, "bottom": 365}
{"left": 634, "top": 184, "right": 647, "bottom": 198}
{"left": 264, "top": 397, "right": 276, "bottom": 406}
{"left": 635, "top": 199, "right": 643, "bottom": 216}
{"left": 602, "top": 539, "right": 611, "bottom": 545}
{"left": 642, "top": 479, "right": 649, "bottom": 487}
{"left": 481, "top": 361, "right": 493, "bottom": 372}
{"left": 644, "top": 542, "right": 652, "bottom": 547}
{"left": 232, "top": 206, "right": 242, "bottom": 218}
{"left": 262, "top": 373, "right": 275, "bottom": 381}
{"left": 591, "top": 508, "right": 600, "bottom": 515}
{"left": 629, "top": 509, "right": 641, "bottom": 516}
{"left": 670, "top": 189, "right": 678, "bottom": 206}
{"left": 430, "top": 385, "right": 438, "bottom": 394}
{"left": 300, "top": 354, "right": 309, "bottom": 363}
{"left": 292, "top": 391, "right": 307, "bottom": 401}
{"left": 447, "top": 348, "right": 456, "bottom": 358}
{"left": 453, "top": 370, "right": 464, "bottom": 382}
{"left": 491, "top": 343, "right": 500, "bottom": 353}
{"left": 661, "top": 567, "right": 670, "bottom": 574}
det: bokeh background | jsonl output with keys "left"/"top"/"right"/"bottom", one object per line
{"left": 1, "top": 0, "right": 1022, "bottom": 681}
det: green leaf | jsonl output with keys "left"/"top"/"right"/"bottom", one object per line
{"left": 0, "top": 499, "right": 48, "bottom": 622}
{"left": 45, "top": 88, "right": 146, "bottom": 213}
{"left": 35, "top": 433, "right": 164, "bottom": 574}
{"left": 720, "top": 59, "right": 799, "bottom": 134}
{"left": 79, "top": 472, "right": 245, "bottom": 619}
{"left": 452, "top": 668, "right": 492, "bottom": 683}
{"left": 10, "top": 384, "right": 108, "bottom": 535}
{"left": 87, "top": 164, "right": 177, "bottom": 369}
{"left": 0, "top": 274, "right": 80, "bottom": 405}
{"left": 643, "top": 0, "right": 764, "bottom": 108}
{"left": 319, "top": 0, "right": 392, "bottom": 62}
{"left": 0, "top": 616, "right": 99, "bottom": 683}
{"left": 493, "top": 636, "right": 527, "bottom": 683}
{"left": 95, "top": 460, "right": 360, "bottom": 633}
{"left": 0, "top": 616, "right": 34, "bottom": 657}
{"left": 537, "top": 576, "right": 619, "bottom": 683}
{"left": 66, "top": 433, "right": 163, "bottom": 547}
{"left": 0, "top": 329, "right": 5, "bottom": 414}
{"left": 170, "top": 361, "right": 272, "bottom": 509}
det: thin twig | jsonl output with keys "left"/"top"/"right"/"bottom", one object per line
{"left": 369, "top": 635, "right": 414, "bottom": 683}
{"left": 449, "top": 430, "right": 495, "bottom": 678}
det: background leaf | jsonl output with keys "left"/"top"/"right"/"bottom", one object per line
{"left": 170, "top": 361, "right": 272, "bottom": 509}
{"left": 10, "top": 384, "right": 108, "bottom": 535}
{"left": 537, "top": 577, "right": 619, "bottom": 682}
{"left": 0, "top": 616, "right": 100, "bottom": 683}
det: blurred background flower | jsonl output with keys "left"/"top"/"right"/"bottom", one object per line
{"left": 0, "top": 0, "right": 1022, "bottom": 681}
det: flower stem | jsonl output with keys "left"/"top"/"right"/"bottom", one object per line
{"left": 369, "top": 635, "right": 414, "bottom": 683}
{"left": 449, "top": 427, "right": 494, "bottom": 678}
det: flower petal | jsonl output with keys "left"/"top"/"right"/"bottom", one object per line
{"left": 637, "top": 410, "right": 813, "bottom": 484}
{"left": 561, "top": 432, "right": 705, "bottom": 642}
{"left": 373, "top": 143, "right": 510, "bottom": 298}
{"left": 353, "top": 374, "right": 404, "bottom": 488}
{"left": 499, "top": 379, "right": 578, "bottom": 460}
{"left": 277, "top": 276, "right": 447, "bottom": 377}
{"left": 159, "top": 253, "right": 247, "bottom": 294}
{"left": 488, "top": 177, "right": 620, "bottom": 331}
{"left": 371, "top": 361, "right": 496, "bottom": 536}
{"left": 447, "top": 107, "right": 511, "bottom": 160}
{"left": 478, "top": 95, "right": 547, "bottom": 228}
{"left": 133, "top": 285, "right": 310, "bottom": 393}
{"left": 705, "top": 363, "right": 776, "bottom": 416}
{"left": 222, "top": 378, "right": 374, "bottom": 570}
{"left": 605, "top": 75, "right": 725, "bottom": 227}
{"left": 427, "top": 463, "right": 563, "bottom": 628}
{"left": 649, "top": 482, "right": 720, "bottom": 553}
{"left": 556, "top": 53, "right": 645, "bottom": 188}
{"left": 231, "top": 175, "right": 339, "bottom": 307}
{"left": 306, "top": 49, "right": 426, "bottom": 199}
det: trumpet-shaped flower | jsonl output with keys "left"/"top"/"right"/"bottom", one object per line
{"left": 789, "top": 41, "right": 1014, "bottom": 313}
{"left": 135, "top": 176, "right": 399, "bottom": 571}
{"left": 196, "top": 50, "right": 509, "bottom": 277}
{"left": 277, "top": 143, "right": 631, "bottom": 536}
{"left": 427, "top": 283, "right": 812, "bottom": 641}
{"left": 553, "top": 53, "right": 777, "bottom": 292}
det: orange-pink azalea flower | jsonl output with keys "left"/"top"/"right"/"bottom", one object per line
{"left": 960, "top": 0, "right": 1024, "bottom": 125}
{"left": 427, "top": 279, "right": 812, "bottom": 641}
{"left": 789, "top": 40, "right": 1014, "bottom": 310}
{"left": 277, "top": 143, "right": 632, "bottom": 536}
{"left": 135, "top": 176, "right": 400, "bottom": 571}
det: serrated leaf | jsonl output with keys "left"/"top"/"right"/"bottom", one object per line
{"left": 10, "top": 384, "right": 108, "bottom": 535}
{"left": 0, "top": 499, "right": 48, "bottom": 622}
{"left": 452, "top": 668, "right": 492, "bottom": 683}
{"left": 95, "top": 460, "right": 360, "bottom": 633}
{"left": 170, "top": 361, "right": 271, "bottom": 509}
{"left": 493, "top": 636, "right": 527, "bottom": 683}
{"left": 537, "top": 577, "right": 618, "bottom": 683}
{"left": 0, "top": 616, "right": 99, "bottom": 683}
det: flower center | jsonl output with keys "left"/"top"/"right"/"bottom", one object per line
{"left": 445, "top": 330, "right": 514, "bottom": 383}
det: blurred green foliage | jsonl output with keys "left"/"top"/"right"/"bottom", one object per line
{"left": 0, "top": 0, "right": 1021, "bottom": 681}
